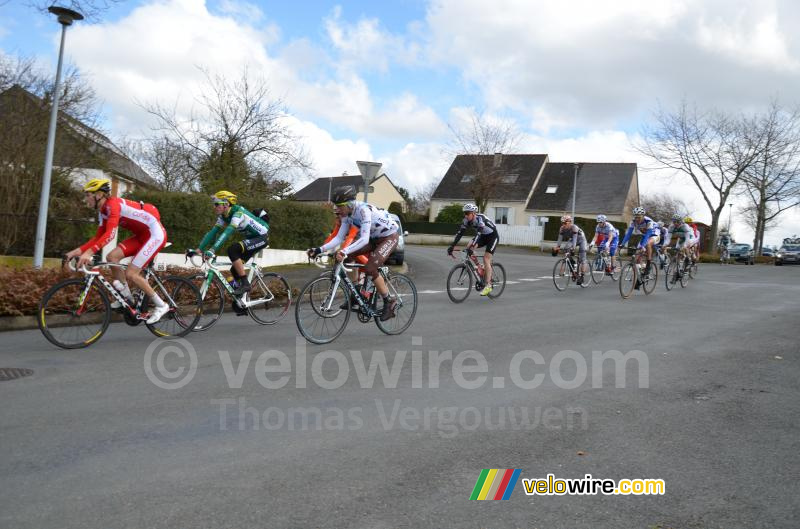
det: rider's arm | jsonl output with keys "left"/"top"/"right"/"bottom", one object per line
{"left": 570, "top": 226, "right": 579, "bottom": 247}
{"left": 79, "top": 199, "right": 121, "bottom": 254}
{"left": 452, "top": 220, "right": 467, "bottom": 247}
{"left": 198, "top": 224, "right": 222, "bottom": 251}
{"left": 320, "top": 218, "right": 350, "bottom": 253}
{"left": 620, "top": 224, "right": 634, "bottom": 246}
{"left": 341, "top": 209, "right": 372, "bottom": 256}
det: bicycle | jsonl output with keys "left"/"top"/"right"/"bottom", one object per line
{"left": 655, "top": 245, "right": 668, "bottom": 270}
{"left": 664, "top": 247, "right": 689, "bottom": 291}
{"left": 719, "top": 246, "right": 731, "bottom": 265}
{"left": 186, "top": 251, "right": 292, "bottom": 331}
{"left": 588, "top": 246, "right": 621, "bottom": 284}
{"left": 446, "top": 248, "right": 506, "bottom": 302}
{"left": 618, "top": 246, "right": 659, "bottom": 299}
{"left": 552, "top": 247, "right": 591, "bottom": 291}
{"left": 295, "top": 255, "right": 418, "bottom": 344}
{"left": 38, "top": 255, "right": 202, "bottom": 349}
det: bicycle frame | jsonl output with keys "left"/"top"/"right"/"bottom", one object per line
{"left": 452, "top": 249, "right": 486, "bottom": 286}
{"left": 192, "top": 256, "right": 276, "bottom": 309}
{"left": 315, "top": 256, "right": 395, "bottom": 319}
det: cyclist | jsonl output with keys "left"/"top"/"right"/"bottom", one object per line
{"left": 589, "top": 214, "right": 619, "bottom": 273}
{"left": 665, "top": 213, "right": 696, "bottom": 269}
{"left": 717, "top": 228, "right": 733, "bottom": 261}
{"left": 620, "top": 206, "right": 660, "bottom": 273}
{"left": 194, "top": 191, "right": 269, "bottom": 297}
{"left": 64, "top": 178, "right": 169, "bottom": 324}
{"left": 447, "top": 203, "right": 499, "bottom": 296}
{"left": 654, "top": 221, "right": 670, "bottom": 269}
{"left": 554, "top": 215, "right": 588, "bottom": 285}
{"left": 684, "top": 216, "right": 700, "bottom": 261}
{"left": 307, "top": 186, "right": 400, "bottom": 321}
{"left": 323, "top": 205, "right": 369, "bottom": 309}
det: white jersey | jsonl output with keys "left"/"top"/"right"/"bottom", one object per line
{"left": 321, "top": 202, "right": 399, "bottom": 255}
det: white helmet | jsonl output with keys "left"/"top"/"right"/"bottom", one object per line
{"left": 560, "top": 215, "right": 572, "bottom": 223}
{"left": 633, "top": 206, "right": 646, "bottom": 216}
{"left": 671, "top": 213, "right": 683, "bottom": 222}
{"left": 596, "top": 214, "right": 607, "bottom": 223}
{"left": 462, "top": 203, "right": 479, "bottom": 213}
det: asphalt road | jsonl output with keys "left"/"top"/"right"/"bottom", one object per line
{"left": 1, "top": 245, "right": 799, "bottom": 529}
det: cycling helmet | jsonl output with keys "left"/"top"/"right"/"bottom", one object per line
{"left": 332, "top": 185, "right": 357, "bottom": 205}
{"left": 671, "top": 213, "right": 683, "bottom": 222}
{"left": 596, "top": 214, "right": 607, "bottom": 223}
{"left": 632, "top": 206, "right": 646, "bottom": 216}
{"left": 684, "top": 216, "right": 693, "bottom": 223}
{"left": 213, "top": 190, "right": 237, "bottom": 205}
{"left": 561, "top": 215, "right": 572, "bottom": 223}
{"left": 83, "top": 178, "right": 111, "bottom": 194}
{"left": 462, "top": 203, "right": 479, "bottom": 213}
{"left": 720, "top": 227, "right": 728, "bottom": 234}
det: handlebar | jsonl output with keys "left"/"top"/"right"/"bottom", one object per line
{"left": 310, "top": 253, "right": 363, "bottom": 272}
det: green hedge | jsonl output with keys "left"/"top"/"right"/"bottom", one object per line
{"left": 543, "top": 216, "right": 628, "bottom": 241}
{"left": 124, "top": 190, "right": 334, "bottom": 251}
{"left": 404, "top": 221, "right": 475, "bottom": 237}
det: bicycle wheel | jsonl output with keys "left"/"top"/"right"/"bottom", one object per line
{"left": 487, "top": 262, "right": 506, "bottom": 299}
{"left": 610, "top": 260, "right": 621, "bottom": 281}
{"left": 38, "top": 278, "right": 111, "bottom": 349}
{"left": 578, "top": 260, "right": 591, "bottom": 288}
{"left": 688, "top": 261, "right": 699, "bottom": 279}
{"left": 375, "top": 274, "right": 418, "bottom": 335}
{"left": 552, "top": 258, "right": 571, "bottom": 291}
{"left": 191, "top": 273, "right": 225, "bottom": 332}
{"left": 642, "top": 262, "right": 658, "bottom": 295}
{"left": 146, "top": 276, "right": 202, "bottom": 338}
{"left": 679, "top": 262, "right": 689, "bottom": 288}
{"left": 619, "top": 263, "right": 636, "bottom": 299}
{"left": 664, "top": 259, "right": 677, "bottom": 291}
{"left": 590, "top": 256, "right": 605, "bottom": 284}
{"left": 295, "top": 276, "right": 351, "bottom": 344}
{"left": 247, "top": 271, "right": 292, "bottom": 325}
{"left": 446, "top": 264, "right": 472, "bottom": 303}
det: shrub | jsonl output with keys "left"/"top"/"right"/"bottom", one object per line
{"left": 435, "top": 203, "right": 465, "bottom": 223}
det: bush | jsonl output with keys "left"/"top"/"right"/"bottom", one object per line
{"left": 388, "top": 201, "right": 405, "bottom": 224}
{"left": 435, "top": 204, "right": 465, "bottom": 224}
{"left": 544, "top": 216, "right": 628, "bottom": 242}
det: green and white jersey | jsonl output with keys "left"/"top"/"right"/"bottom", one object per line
{"left": 199, "top": 204, "right": 269, "bottom": 252}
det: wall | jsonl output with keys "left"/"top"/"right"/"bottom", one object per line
{"left": 358, "top": 175, "right": 405, "bottom": 211}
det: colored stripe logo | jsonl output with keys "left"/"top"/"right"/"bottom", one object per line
{"left": 470, "top": 469, "right": 521, "bottom": 500}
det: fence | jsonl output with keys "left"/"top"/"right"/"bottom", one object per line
{"left": 495, "top": 224, "right": 544, "bottom": 246}
{"left": 404, "top": 221, "right": 544, "bottom": 247}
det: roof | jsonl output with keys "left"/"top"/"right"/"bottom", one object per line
{"left": 294, "top": 173, "right": 400, "bottom": 202}
{"left": 432, "top": 154, "right": 548, "bottom": 201}
{"left": 0, "top": 85, "right": 156, "bottom": 187}
{"left": 526, "top": 162, "right": 637, "bottom": 214}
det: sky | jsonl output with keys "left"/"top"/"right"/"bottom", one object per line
{"left": 2, "top": 0, "right": 800, "bottom": 245}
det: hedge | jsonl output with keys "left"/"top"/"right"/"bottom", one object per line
{"left": 124, "top": 190, "right": 335, "bottom": 251}
{"left": 543, "top": 216, "right": 629, "bottom": 241}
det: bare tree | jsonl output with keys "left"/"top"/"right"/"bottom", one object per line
{"left": 738, "top": 102, "right": 800, "bottom": 254}
{"left": 446, "top": 110, "right": 521, "bottom": 212}
{"left": 640, "top": 191, "right": 691, "bottom": 224}
{"left": 119, "top": 136, "right": 196, "bottom": 192}
{"left": 636, "top": 100, "right": 768, "bottom": 251}
{"left": 412, "top": 180, "right": 439, "bottom": 216}
{"left": 142, "top": 67, "right": 312, "bottom": 197}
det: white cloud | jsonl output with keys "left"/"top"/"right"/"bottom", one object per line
{"left": 379, "top": 142, "right": 451, "bottom": 192}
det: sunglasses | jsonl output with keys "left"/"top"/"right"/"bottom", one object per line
{"left": 213, "top": 201, "right": 228, "bottom": 206}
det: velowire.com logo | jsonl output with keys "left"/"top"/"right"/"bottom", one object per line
{"left": 469, "top": 469, "right": 521, "bottom": 500}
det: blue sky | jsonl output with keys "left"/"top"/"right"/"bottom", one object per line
{"left": 2, "top": 0, "right": 800, "bottom": 244}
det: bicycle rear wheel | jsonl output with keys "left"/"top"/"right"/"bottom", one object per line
{"left": 688, "top": 261, "right": 699, "bottom": 278}
{"left": 487, "top": 263, "right": 506, "bottom": 299}
{"left": 446, "top": 264, "right": 472, "bottom": 303}
{"left": 590, "top": 256, "right": 605, "bottom": 284}
{"left": 375, "top": 273, "right": 418, "bottom": 335}
{"left": 295, "top": 276, "right": 351, "bottom": 344}
{"left": 553, "top": 259, "right": 571, "bottom": 291}
{"left": 247, "top": 271, "right": 292, "bottom": 325}
{"left": 38, "top": 278, "right": 111, "bottom": 349}
{"left": 191, "top": 273, "right": 225, "bottom": 332}
{"left": 664, "top": 259, "right": 677, "bottom": 291}
{"left": 146, "top": 276, "right": 202, "bottom": 338}
{"left": 619, "top": 263, "right": 636, "bottom": 299}
{"left": 578, "top": 260, "right": 591, "bottom": 288}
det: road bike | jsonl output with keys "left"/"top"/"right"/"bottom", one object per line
{"left": 664, "top": 247, "right": 689, "bottom": 291}
{"left": 295, "top": 256, "right": 418, "bottom": 344}
{"left": 719, "top": 245, "right": 732, "bottom": 265}
{"left": 588, "top": 246, "right": 621, "bottom": 284}
{"left": 552, "top": 247, "right": 591, "bottom": 291}
{"left": 618, "top": 247, "right": 659, "bottom": 299}
{"left": 38, "top": 255, "right": 201, "bottom": 349}
{"left": 446, "top": 248, "right": 506, "bottom": 302}
{"left": 186, "top": 251, "right": 292, "bottom": 331}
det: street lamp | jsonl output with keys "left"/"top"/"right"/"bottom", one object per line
{"left": 571, "top": 162, "right": 580, "bottom": 218}
{"left": 33, "top": 6, "right": 84, "bottom": 269}
{"left": 356, "top": 161, "right": 382, "bottom": 203}
{"left": 728, "top": 203, "right": 733, "bottom": 231}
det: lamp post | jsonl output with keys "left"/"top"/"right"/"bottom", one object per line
{"left": 33, "top": 6, "right": 84, "bottom": 269}
{"left": 571, "top": 162, "right": 579, "bottom": 218}
{"left": 356, "top": 161, "right": 382, "bottom": 203}
{"left": 727, "top": 203, "right": 733, "bottom": 231}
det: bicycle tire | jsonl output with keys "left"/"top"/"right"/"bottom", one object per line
{"left": 295, "top": 276, "right": 351, "bottom": 344}
{"left": 38, "top": 277, "right": 111, "bottom": 349}
{"left": 680, "top": 262, "right": 689, "bottom": 288}
{"left": 192, "top": 273, "right": 225, "bottom": 332}
{"left": 578, "top": 260, "right": 591, "bottom": 288}
{"left": 664, "top": 259, "right": 677, "bottom": 291}
{"left": 446, "top": 264, "right": 472, "bottom": 303}
{"left": 610, "top": 261, "right": 621, "bottom": 281}
{"left": 689, "top": 262, "right": 699, "bottom": 278}
{"left": 590, "top": 256, "right": 605, "bottom": 285}
{"left": 486, "top": 262, "right": 506, "bottom": 299}
{"left": 248, "top": 271, "right": 292, "bottom": 325}
{"left": 642, "top": 262, "right": 658, "bottom": 295}
{"left": 619, "top": 263, "right": 636, "bottom": 299}
{"left": 375, "top": 273, "right": 418, "bottom": 335}
{"left": 145, "top": 276, "right": 202, "bottom": 338}
{"left": 553, "top": 258, "right": 571, "bottom": 291}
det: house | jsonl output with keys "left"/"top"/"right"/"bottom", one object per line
{"left": 0, "top": 84, "right": 156, "bottom": 196}
{"left": 430, "top": 154, "right": 639, "bottom": 226}
{"left": 293, "top": 172, "right": 407, "bottom": 211}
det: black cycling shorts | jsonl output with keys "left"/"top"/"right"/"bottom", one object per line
{"left": 474, "top": 232, "right": 499, "bottom": 254}
{"left": 228, "top": 235, "right": 269, "bottom": 262}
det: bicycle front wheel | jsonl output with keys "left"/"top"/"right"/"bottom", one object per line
{"left": 146, "top": 276, "right": 202, "bottom": 338}
{"left": 619, "top": 263, "right": 636, "bottom": 299}
{"left": 553, "top": 259, "right": 571, "bottom": 291}
{"left": 38, "top": 278, "right": 111, "bottom": 349}
{"left": 295, "top": 276, "right": 351, "bottom": 344}
{"left": 590, "top": 256, "right": 605, "bottom": 284}
{"left": 248, "top": 271, "right": 292, "bottom": 325}
{"left": 375, "top": 273, "right": 418, "bottom": 335}
{"left": 664, "top": 259, "right": 677, "bottom": 291}
{"left": 487, "top": 262, "right": 506, "bottom": 299}
{"left": 191, "top": 273, "right": 225, "bottom": 332}
{"left": 688, "top": 261, "right": 699, "bottom": 279}
{"left": 642, "top": 262, "right": 658, "bottom": 295}
{"left": 446, "top": 264, "right": 472, "bottom": 303}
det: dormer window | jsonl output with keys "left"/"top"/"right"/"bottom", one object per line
{"left": 461, "top": 174, "right": 474, "bottom": 183}
{"left": 502, "top": 174, "right": 519, "bottom": 184}
{"left": 546, "top": 185, "right": 558, "bottom": 193}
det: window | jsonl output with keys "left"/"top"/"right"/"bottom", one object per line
{"left": 460, "top": 174, "right": 474, "bottom": 183}
{"left": 495, "top": 207, "right": 509, "bottom": 224}
{"left": 501, "top": 173, "right": 519, "bottom": 184}
{"left": 545, "top": 185, "right": 558, "bottom": 194}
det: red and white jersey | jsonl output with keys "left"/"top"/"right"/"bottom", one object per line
{"left": 80, "top": 197, "right": 162, "bottom": 254}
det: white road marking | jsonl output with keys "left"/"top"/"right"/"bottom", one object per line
{"left": 518, "top": 278, "right": 542, "bottom": 282}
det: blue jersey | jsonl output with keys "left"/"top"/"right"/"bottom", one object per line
{"left": 621, "top": 216, "right": 658, "bottom": 247}
{"left": 595, "top": 222, "right": 618, "bottom": 240}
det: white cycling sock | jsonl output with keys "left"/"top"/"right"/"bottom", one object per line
{"left": 151, "top": 294, "right": 167, "bottom": 308}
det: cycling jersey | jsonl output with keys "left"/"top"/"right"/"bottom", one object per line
{"left": 558, "top": 224, "right": 587, "bottom": 247}
{"left": 656, "top": 226, "right": 669, "bottom": 248}
{"left": 321, "top": 201, "right": 398, "bottom": 256}
{"left": 199, "top": 204, "right": 270, "bottom": 253}
{"left": 718, "top": 236, "right": 732, "bottom": 247}
{"left": 621, "top": 216, "right": 658, "bottom": 247}
{"left": 666, "top": 223, "right": 694, "bottom": 247}
{"left": 452, "top": 213, "right": 497, "bottom": 245}
{"left": 324, "top": 217, "right": 368, "bottom": 265}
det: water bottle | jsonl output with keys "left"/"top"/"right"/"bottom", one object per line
{"left": 360, "top": 277, "right": 373, "bottom": 300}
{"left": 112, "top": 279, "right": 133, "bottom": 303}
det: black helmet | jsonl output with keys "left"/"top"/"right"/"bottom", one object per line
{"left": 332, "top": 185, "right": 357, "bottom": 204}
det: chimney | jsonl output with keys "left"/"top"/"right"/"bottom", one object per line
{"left": 493, "top": 152, "right": 502, "bottom": 168}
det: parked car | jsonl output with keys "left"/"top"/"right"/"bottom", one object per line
{"left": 388, "top": 213, "right": 408, "bottom": 265}
{"left": 728, "top": 243, "right": 754, "bottom": 265}
{"left": 775, "top": 244, "right": 800, "bottom": 265}
{"left": 760, "top": 246, "right": 776, "bottom": 257}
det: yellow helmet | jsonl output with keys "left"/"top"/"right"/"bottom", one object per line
{"left": 83, "top": 178, "right": 111, "bottom": 193}
{"left": 684, "top": 216, "right": 693, "bottom": 223}
{"left": 213, "top": 190, "right": 237, "bottom": 205}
